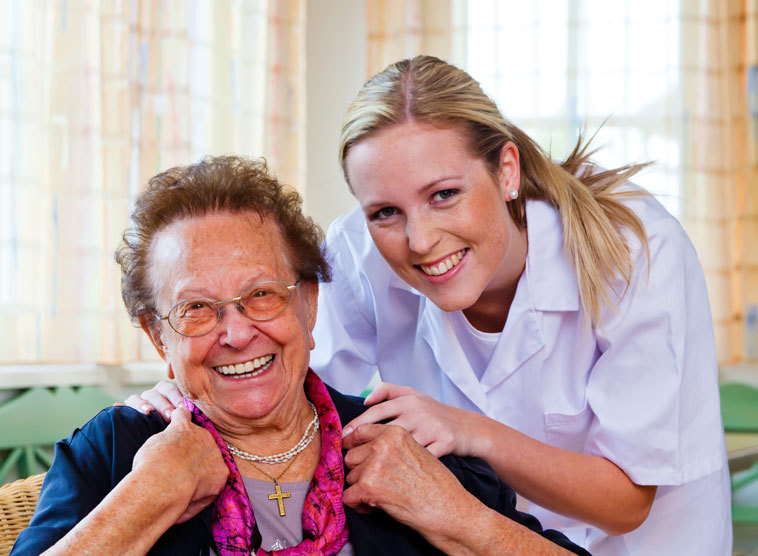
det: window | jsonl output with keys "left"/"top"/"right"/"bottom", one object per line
{"left": 466, "top": 0, "right": 682, "bottom": 216}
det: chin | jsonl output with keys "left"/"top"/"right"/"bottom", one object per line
{"left": 424, "top": 291, "right": 475, "bottom": 313}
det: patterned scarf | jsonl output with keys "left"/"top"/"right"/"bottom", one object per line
{"left": 183, "top": 369, "right": 349, "bottom": 555}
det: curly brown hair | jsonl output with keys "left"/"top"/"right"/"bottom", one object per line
{"left": 115, "top": 155, "right": 331, "bottom": 324}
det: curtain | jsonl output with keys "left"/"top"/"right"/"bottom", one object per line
{"left": 680, "top": 0, "right": 758, "bottom": 363}
{"left": 463, "top": 0, "right": 757, "bottom": 364}
{"left": 0, "top": 0, "right": 304, "bottom": 364}
{"left": 365, "top": 0, "right": 466, "bottom": 77}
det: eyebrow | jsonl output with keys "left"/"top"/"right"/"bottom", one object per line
{"left": 172, "top": 273, "right": 277, "bottom": 301}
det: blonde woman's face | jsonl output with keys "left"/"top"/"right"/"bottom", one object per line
{"left": 345, "top": 121, "right": 527, "bottom": 320}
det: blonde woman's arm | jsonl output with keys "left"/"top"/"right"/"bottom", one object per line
{"left": 342, "top": 424, "right": 588, "bottom": 555}
{"left": 343, "top": 385, "right": 655, "bottom": 535}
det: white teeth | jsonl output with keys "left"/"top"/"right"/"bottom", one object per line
{"left": 215, "top": 355, "right": 274, "bottom": 377}
{"left": 419, "top": 249, "right": 467, "bottom": 277}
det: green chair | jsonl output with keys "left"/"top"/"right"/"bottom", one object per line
{"left": 0, "top": 386, "right": 118, "bottom": 484}
{"left": 720, "top": 382, "right": 758, "bottom": 524}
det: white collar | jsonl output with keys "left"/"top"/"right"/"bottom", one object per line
{"left": 524, "top": 199, "right": 579, "bottom": 312}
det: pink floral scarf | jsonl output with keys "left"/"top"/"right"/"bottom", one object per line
{"left": 183, "top": 369, "right": 349, "bottom": 555}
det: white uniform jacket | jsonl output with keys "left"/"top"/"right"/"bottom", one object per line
{"left": 311, "top": 193, "right": 732, "bottom": 555}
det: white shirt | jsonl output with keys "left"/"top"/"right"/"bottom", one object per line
{"left": 311, "top": 193, "right": 732, "bottom": 555}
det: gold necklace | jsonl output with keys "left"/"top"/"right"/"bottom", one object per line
{"left": 247, "top": 453, "right": 301, "bottom": 517}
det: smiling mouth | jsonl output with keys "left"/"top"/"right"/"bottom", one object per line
{"left": 214, "top": 354, "right": 275, "bottom": 379}
{"left": 416, "top": 248, "right": 468, "bottom": 276}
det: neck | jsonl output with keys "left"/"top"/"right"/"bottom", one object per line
{"left": 464, "top": 222, "right": 528, "bottom": 333}
{"left": 463, "top": 281, "right": 518, "bottom": 332}
{"left": 202, "top": 393, "right": 317, "bottom": 457}
{"left": 211, "top": 394, "right": 322, "bottom": 483}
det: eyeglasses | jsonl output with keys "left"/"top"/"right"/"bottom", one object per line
{"left": 154, "top": 280, "right": 300, "bottom": 337}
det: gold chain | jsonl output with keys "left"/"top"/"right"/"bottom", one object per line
{"left": 247, "top": 450, "right": 300, "bottom": 484}
{"left": 243, "top": 450, "right": 304, "bottom": 517}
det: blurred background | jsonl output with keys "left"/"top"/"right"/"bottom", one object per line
{"left": 0, "top": 0, "right": 757, "bottom": 552}
{"left": 1, "top": 0, "right": 756, "bottom": 371}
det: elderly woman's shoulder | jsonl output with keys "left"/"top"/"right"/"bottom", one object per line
{"left": 324, "top": 383, "right": 366, "bottom": 424}
{"left": 58, "top": 405, "right": 170, "bottom": 462}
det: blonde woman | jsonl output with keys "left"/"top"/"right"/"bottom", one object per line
{"left": 131, "top": 56, "right": 731, "bottom": 555}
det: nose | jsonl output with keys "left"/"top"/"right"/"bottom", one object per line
{"left": 405, "top": 213, "right": 438, "bottom": 255}
{"left": 217, "top": 304, "right": 259, "bottom": 349}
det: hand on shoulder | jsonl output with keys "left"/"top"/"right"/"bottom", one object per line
{"left": 342, "top": 382, "right": 485, "bottom": 458}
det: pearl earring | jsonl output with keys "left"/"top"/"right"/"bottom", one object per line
{"left": 508, "top": 190, "right": 519, "bottom": 200}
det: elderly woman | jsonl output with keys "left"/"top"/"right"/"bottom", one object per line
{"left": 11, "top": 156, "right": 585, "bottom": 556}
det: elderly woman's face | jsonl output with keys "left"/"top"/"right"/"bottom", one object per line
{"left": 144, "top": 211, "right": 318, "bottom": 428}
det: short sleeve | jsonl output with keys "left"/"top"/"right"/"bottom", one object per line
{"left": 311, "top": 210, "right": 380, "bottom": 394}
{"left": 584, "top": 214, "right": 725, "bottom": 485}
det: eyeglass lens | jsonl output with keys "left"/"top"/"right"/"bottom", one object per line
{"left": 167, "top": 281, "right": 294, "bottom": 336}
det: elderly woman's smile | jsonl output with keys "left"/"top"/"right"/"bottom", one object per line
{"left": 146, "top": 211, "right": 318, "bottom": 431}
{"left": 213, "top": 354, "right": 275, "bottom": 378}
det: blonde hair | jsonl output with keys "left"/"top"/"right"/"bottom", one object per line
{"left": 339, "top": 55, "right": 649, "bottom": 326}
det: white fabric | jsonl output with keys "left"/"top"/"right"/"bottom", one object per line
{"left": 311, "top": 192, "right": 732, "bottom": 555}
{"left": 448, "top": 310, "right": 500, "bottom": 380}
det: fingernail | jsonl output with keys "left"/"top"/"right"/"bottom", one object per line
{"left": 140, "top": 404, "right": 152, "bottom": 414}
{"left": 165, "top": 409, "right": 173, "bottom": 419}
{"left": 342, "top": 426, "right": 353, "bottom": 438}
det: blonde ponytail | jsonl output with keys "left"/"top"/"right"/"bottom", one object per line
{"left": 339, "top": 55, "right": 650, "bottom": 326}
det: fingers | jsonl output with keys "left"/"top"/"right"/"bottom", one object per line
{"left": 166, "top": 406, "right": 192, "bottom": 428}
{"left": 155, "top": 380, "right": 185, "bottom": 407}
{"left": 342, "top": 483, "right": 376, "bottom": 513}
{"left": 124, "top": 394, "right": 153, "bottom": 415}
{"left": 342, "top": 398, "right": 412, "bottom": 438}
{"left": 342, "top": 422, "right": 396, "bottom": 450}
{"left": 124, "top": 380, "right": 182, "bottom": 420}
{"left": 424, "top": 439, "right": 451, "bottom": 459}
{"left": 363, "top": 382, "right": 416, "bottom": 406}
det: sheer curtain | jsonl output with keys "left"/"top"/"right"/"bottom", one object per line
{"left": 464, "top": 0, "right": 757, "bottom": 363}
{"left": 0, "top": 0, "right": 304, "bottom": 364}
{"left": 365, "top": 0, "right": 467, "bottom": 76}
{"left": 680, "top": 0, "right": 758, "bottom": 363}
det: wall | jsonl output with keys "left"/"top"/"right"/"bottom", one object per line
{"left": 303, "top": 0, "right": 364, "bottom": 231}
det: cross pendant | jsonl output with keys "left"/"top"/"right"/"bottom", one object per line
{"left": 268, "top": 482, "right": 291, "bottom": 517}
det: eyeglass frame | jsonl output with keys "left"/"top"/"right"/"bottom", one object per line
{"left": 153, "top": 280, "right": 301, "bottom": 337}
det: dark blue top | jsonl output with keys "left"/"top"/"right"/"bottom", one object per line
{"left": 12, "top": 385, "right": 589, "bottom": 555}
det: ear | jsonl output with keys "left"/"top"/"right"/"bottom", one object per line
{"left": 139, "top": 315, "right": 169, "bottom": 362}
{"left": 497, "top": 141, "right": 521, "bottom": 201}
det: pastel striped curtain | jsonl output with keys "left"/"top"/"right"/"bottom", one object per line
{"left": 0, "top": 0, "right": 304, "bottom": 363}
{"left": 463, "top": 0, "right": 757, "bottom": 363}
{"left": 679, "top": 0, "right": 758, "bottom": 363}
{"left": 365, "top": 0, "right": 467, "bottom": 76}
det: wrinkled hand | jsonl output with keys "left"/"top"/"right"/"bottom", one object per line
{"left": 125, "top": 380, "right": 184, "bottom": 421}
{"left": 342, "top": 424, "right": 475, "bottom": 535}
{"left": 132, "top": 407, "right": 229, "bottom": 523}
{"left": 342, "top": 383, "right": 480, "bottom": 458}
